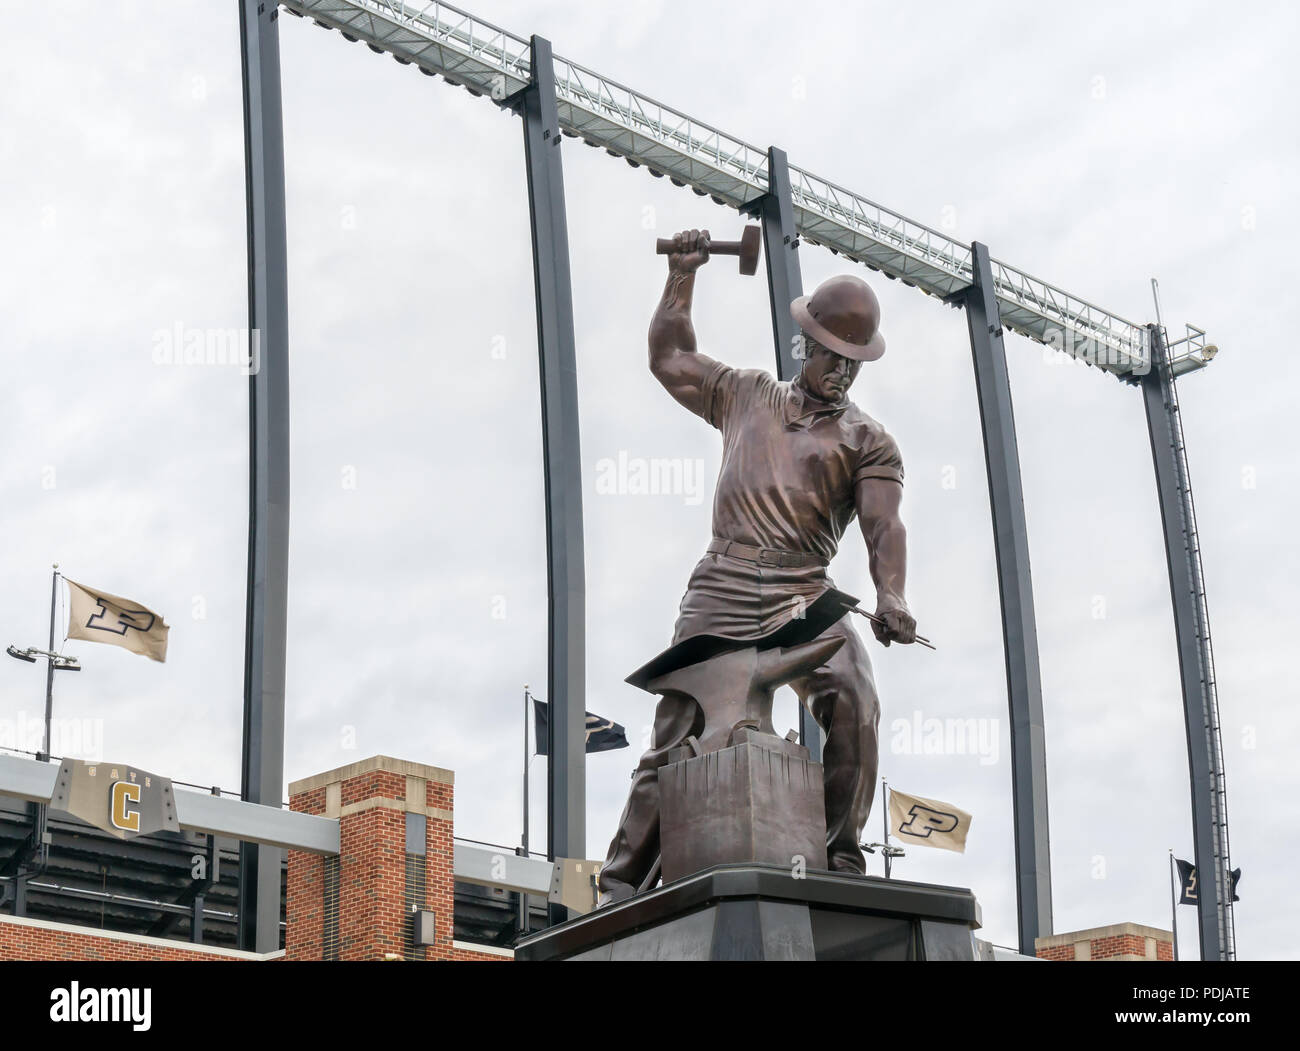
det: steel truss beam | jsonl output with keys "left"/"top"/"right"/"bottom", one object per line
{"left": 280, "top": 0, "right": 1157, "bottom": 377}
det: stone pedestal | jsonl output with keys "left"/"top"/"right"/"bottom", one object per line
{"left": 659, "top": 730, "right": 826, "bottom": 882}
{"left": 515, "top": 864, "right": 982, "bottom": 961}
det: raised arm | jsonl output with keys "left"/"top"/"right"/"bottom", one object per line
{"left": 856, "top": 476, "right": 917, "bottom": 646}
{"left": 649, "top": 228, "right": 723, "bottom": 417}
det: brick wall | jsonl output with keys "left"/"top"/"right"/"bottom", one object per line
{"left": 0, "top": 914, "right": 277, "bottom": 962}
{"left": 1036, "top": 944, "right": 1074, "bottom": 961}
{"left": 1034, "top": 922, "right": 1174, "bottom": 961}
{"left": 1091, "top": 934, "right": 1147, "bottom": 960}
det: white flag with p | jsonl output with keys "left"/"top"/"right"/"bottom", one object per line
{"left": 888, "top": 787, "right": 972, "bottom": 853}
{"left": 65, "top": 579, "right": 169, "bottom": 663}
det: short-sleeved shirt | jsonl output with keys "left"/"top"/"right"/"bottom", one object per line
{"left": 696, "top": 361, "right": 903, "bottom": 564}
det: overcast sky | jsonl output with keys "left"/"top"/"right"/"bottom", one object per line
{"left": 1, "top": 0, "right": 1295, "bottom": 958}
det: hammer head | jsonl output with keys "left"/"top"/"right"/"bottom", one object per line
{"left": 738, "top": 224, "right": 761, "bottom": 276}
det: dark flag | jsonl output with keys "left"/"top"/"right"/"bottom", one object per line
{"left": 1174, "top": 860, "right": 1241, "bottom": 905}
{"left": 1175, "top": 858, "right": 1198, "bottom": 904}
{"left": 532, "top": 698, "right": 628, "bottom": 755}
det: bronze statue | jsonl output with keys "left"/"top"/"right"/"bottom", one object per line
{"left": 598, "top": 228, "right": 917, "bottom": 904}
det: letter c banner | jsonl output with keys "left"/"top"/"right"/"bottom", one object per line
{"left": 111, "top": 781, "right": 142, "bottom": 833}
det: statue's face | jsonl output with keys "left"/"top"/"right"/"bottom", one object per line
{"left": 800, "top": 335, "right": 862, "bottom": 401}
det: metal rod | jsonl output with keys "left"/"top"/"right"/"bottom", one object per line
{"left": 882, "top": 778, "right": 891, "bottom": 879}
{"left": 522, "top": 686, "right": 530, "bottom": 857}
{"left": 519, "top": 686, "right": 530, "bottom": 936}
{"left": 846, "top": 606, "right": 936, "bottom": 649}
{"left": 41, "top": 565, "right": 58, "bottom": 762}
{"left": 1169, "top": 849, "right": 1180, "bottom": 962}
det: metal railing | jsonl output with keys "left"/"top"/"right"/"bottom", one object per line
{"left": 281, "top": 0, "right": 1166, "bottom": 377}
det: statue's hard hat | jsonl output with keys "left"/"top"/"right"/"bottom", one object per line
{"left": 790, "top": 274, "right": 885, "bottom": 362}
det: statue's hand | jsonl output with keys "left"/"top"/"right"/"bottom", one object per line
{"left": 668, "top": 228, "right": 710, "bottom": 274}
{"left": 872, "top": 604, "right": 917, "bottom": 647}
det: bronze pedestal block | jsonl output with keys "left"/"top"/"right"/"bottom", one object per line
{"left": 659, "top": 729, "right": 827, "bottom": 883}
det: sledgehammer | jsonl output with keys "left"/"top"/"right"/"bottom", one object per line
{"left": 656, "top": 225, "right": 761, "bottom": 276}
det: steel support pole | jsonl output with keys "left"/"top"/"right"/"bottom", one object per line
{"left": 1142, "top": 325, "right": 1224, "bottom": 960}
{"left": 759, "top": 147, "right": 804, "bottom": 384}
{"left": 518, "top": 35, "right": 585, "bottom": 923}
{"left": 237, "top": 0, "right": 291, "bottom": 954}
{"left": 191, "top": 893, "right": 206, "bottom": 944}
{"left": 964, "top": 242, "right": 1052, "bottom": 953}
{"left": 754, "top": 146, "right": 823, "bottom": 761}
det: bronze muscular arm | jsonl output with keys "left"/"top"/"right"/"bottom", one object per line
{"left": 648, "top": 228, "right": 723, "bottom": 416}
{"left": 856, "top": 477, "right": 918, "bottom": 646}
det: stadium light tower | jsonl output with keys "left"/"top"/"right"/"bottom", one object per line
{"left": 1143, "top": 282, "right": 1234, "bottom": 961}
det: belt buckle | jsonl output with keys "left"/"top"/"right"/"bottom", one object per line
{"left": 758, "top": 549, "right": 781, "bottom": 567}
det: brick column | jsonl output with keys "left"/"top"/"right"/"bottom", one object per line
{"left": 285, "top": 783, "right": 327, "bottom": 961}
{"left": 286, "top": 756, "right": 455, "bottom": 961}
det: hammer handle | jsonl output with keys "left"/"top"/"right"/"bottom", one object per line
{"left": 655, "top": 238, "right": 741, "bottom": 256}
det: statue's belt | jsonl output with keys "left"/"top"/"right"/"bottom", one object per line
{"left": 706, "top": 538, "right": 829, "bottom": 570}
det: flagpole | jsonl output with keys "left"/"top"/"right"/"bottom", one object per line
{"left": 40, "top": 565, "right": 59, "bottom": 762}
{"left": 523, "top": 685, "right": 530, "bottom": 858}
{"left": 1169, "top": 849, "right": 1180, "bottom": 962}
{"left": 882, "top": 777, "right": 891, "bottom": 880}
{"left": 519, "top": 685, "right": 531, "bottom": 937}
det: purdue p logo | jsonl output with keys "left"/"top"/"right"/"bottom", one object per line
{"left": 86, "top": 600, "right": 156, "bottom": 637}
{"left": 888, "top": 788, "right": 972, "bottom": 853}
{"left": 899, "top": 804, "right": 960, "bottom": 839}
{"left": 110, "top": 781, "right": 143, "bottom": 833}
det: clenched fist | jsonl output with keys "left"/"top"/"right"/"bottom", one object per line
{"left": 668, "top": 228, "right": 710, "bottom": 274}
{"left": 872, "top": 605, "right": 917, "bottom": 647}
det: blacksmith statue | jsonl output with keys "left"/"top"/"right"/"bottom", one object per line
{"left": 597, "top": 228, "right": 918, "bottom": 904}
